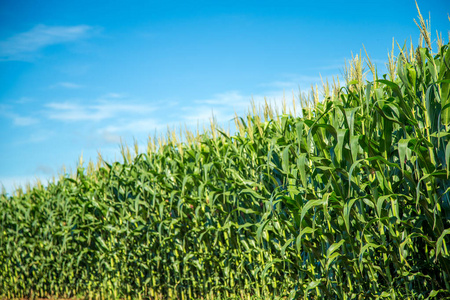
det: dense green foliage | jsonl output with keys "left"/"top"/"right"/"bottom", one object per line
{"left": 1, "top": 18, "right": 450, "bottom": 300}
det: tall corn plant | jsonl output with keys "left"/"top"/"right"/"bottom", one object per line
{"left": 254, "top": 15, "right": 450, "bottom": 298}
{"left": 1, "top": 9, "right": 450, "bottom": 300}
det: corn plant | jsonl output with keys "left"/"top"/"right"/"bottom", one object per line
{"left": 1, "top": 8, "right": 449, "bottom": 300}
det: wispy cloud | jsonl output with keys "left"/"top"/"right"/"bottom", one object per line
{"left": 13, "top": 97, "right": 34, "bottom": 104}
{"left": 195, "top": 91, "right": 246, "bottom": 107}
{"left": 0, "top": 24, "right": 96, "bottom": 61}
{"left": 98, "top": 130, "right": 122, "bottom": 144}
{"left": 259, "top": 74, "right": 323, "bottom": 90}
{"left": 101, "top": 93, "right": 125, "bottom": 99}
{"left": 101, "top": 119, "right": 163, "bottom": 134}
{"left": 46, "top": 100, "right": 157, "bottom": 122}
{"left": 50, "top": 82, "right": 83, "bottom": 89}
{"left": 0, "top": 106, "right": 39, "bottom": 126}
{"left": 96, "top": 119, "right": 167, "bottom": 145}
{"left": 13, "top": 116, "right": 39, "bottom": 126}
{"left": 26, "top": 130, "right": 54, "bottom": 144}
{"left": 183, "top": 106, "right": 231, "bottom": 124}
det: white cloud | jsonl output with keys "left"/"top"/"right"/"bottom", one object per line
{"left": 94, "top": 118, "right": 171, "bottom": 146}
{"left": 195, "top": 90, "right": 246, "bottom": 106}
{"left": 101, "top": 92, "right": 125, "bottom": 99}
{"left": 26, "top": 130, "right": 54, "bottom": 143}
{"left": 50, "top": 82, "right": 83, "bottom": 89}
{"left": 184, "top": 106, "right": 230, "bottom": 124}
{"left": 197, "top": 89, "right": 298, "bottom": 112}
{"left": 0, "top": 24, "right": 96, "bottom": 61}
{"left": 0, "top": 107, "right": 39, "bottom": 126}
{"left": 99, "top": 131, "right": 122, "bottom": 144}
{"left": 14, "top": 97, "right": 34, "bottom": 104}
{"left": 101, "top": 119, "right": 164, "bottom": 134}
{"left": 46, "top": 100, "right": 157, "bottom": 122}
{"left": 13, "top": 116, "right": 39, "bottom": 126}
{"left": 259, "top": 74, "right": 323, "bottom": 90}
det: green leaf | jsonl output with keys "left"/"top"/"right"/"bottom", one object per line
{"left": 296, "top": 121, "right": 304, "bottom": 150}
{"left": 446, "top": 141, "right": 450, "bottom": 178}
{"left": 282, "top": 145, "right": 291, "bottom": 174}
{"left": 398, "top": 138, "right": 409, "bottom": 172}
{"left": 326, "top": 239, "right": 345, "bottom": 258}
{"left": 295, "top": 227, "right": 316, "bottom": 252}
{"left": 350, "top": 134, "right": 360, "bottom": 164}
{"left": 297, "top": 153, "right": 308, "bottom": 188}
{"left": 343, "top": 198, "right": 358, "bottom": 233}
{"left": 301, "top": 199, "right": 326, "bottom": 222}
{"left": 426, "top": 289, "right": 449, "bottom": 299}
{"left": 306, "top": 280, "right": 321, "bottom": 291}
{"left": 436, "top": 228, "right": 450, "bottom": 260}
{"left": 256, "top": 219, "right": 271, "bottom": 245}
{"left": 336, "top": 129, "right": 347, "bottom": 164}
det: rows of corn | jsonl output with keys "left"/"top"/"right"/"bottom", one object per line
{"left": 1, "top": 11, "right": 450, "bottom": 300}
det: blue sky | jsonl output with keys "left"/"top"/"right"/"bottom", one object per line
{"left": 0, "top": 0, "right": 449, "bottom": 195}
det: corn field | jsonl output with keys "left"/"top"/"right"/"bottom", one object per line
{"left": 1, "top": 10, "right": 450, "bottom": 300}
